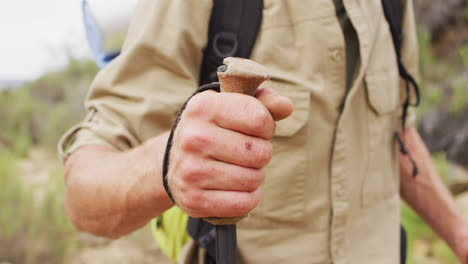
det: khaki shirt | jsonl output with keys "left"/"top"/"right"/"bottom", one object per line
{"left": 59, "top": 0, "right": 419, "bottom": 263}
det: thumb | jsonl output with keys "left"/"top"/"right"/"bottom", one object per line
{"left": 255, "top": 87, "right": 294, "bottom": 121}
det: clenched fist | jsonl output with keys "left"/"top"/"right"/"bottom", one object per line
{"left": 166, "top": 87, "right": 293, "bottom": 219}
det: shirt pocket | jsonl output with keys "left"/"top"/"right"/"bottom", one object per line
{"left": 243, "top": 83, "right": 310, "bottom": 227}
{"left": 275, "top": 85, "right": 310, "bottom": 137}
{"left": 365, "top": 69, "right": 399, "bottom": 115}
{"left": 361, "top": 68, "right": 400, "bottom": 208}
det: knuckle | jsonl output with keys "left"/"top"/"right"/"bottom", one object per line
{"left": 268, "top": 121, "right": 276, "bottom": 139}
{"left": 179, "top": 128, "right": 211, "bottom": 153}
{"left": 185, "top": 93, "right": 212, "bottom": 117}
{"left": 181, "top": 160, "right": 204, "bottom": 184}
{"left": 233, "top": 198, "right": 252, "bottom": 215}
{"left": 181, "top": 190, "right": 203, "bottom": 211}
{"left": 232, "top": 193, "right": 260, "bottom": 215}
{"left": 249, "top": 106, "right": 275, "bottom": 139}
{"left": 243, "top": 169, "right": 264, "bottom": 190}
{"left": 254, "top": 141, "right": 273, "bottom": 167}
{"left": 250, "top": 107, "right": 270, "bottom": 132}
{"left": 184, "top": 93, "right": 209, "bottom": 116}
{"left": 251, "top": 191, "right": 262, "bottom": 207}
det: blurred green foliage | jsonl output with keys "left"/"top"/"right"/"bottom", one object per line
{"left": 417, "top": 27, "right": 468, "bottom": 117}
{"left": 0, "top": 57, "right": 99, "bottom": 263}
{"left": 418, "top": 29, "right": 436, "bottom": 78}
{"left": 415, "top": 28, "right": 441, "bottom": 116}
{"left": 450, "top": 77, "right": 468, "bottom": 115}
{"left": 0, "top": 152, "right": 77, "bottom": 264}
{"left": 0, "top": 58, "right": 98, "bottom": 156}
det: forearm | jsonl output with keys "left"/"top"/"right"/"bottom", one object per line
{"left": 63, "top": 132, "right": 173, "bottom": 239}
{"left": 399, "top": 127, "right": 468, "bottom": 253}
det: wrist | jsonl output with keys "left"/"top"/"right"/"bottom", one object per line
{"left": 137, "top": 133, "right": 174, "bottom": 211}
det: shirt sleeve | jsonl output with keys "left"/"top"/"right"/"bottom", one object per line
{"left": 399, "top": 0, "right": 419, "bottom": 128}
{"left": 58, "top": 0, "right": 213, "bottom": 163}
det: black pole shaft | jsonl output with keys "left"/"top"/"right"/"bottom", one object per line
{"left": 215, "top": 224, "right": 237, "bottom": 264}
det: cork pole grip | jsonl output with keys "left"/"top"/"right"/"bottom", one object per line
{"left": 203, "top": 57, "right": 270, "bottom": 226}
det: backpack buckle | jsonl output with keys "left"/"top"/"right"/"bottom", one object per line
{"left": 213, "top": 32, "right": 239, "bottom": 58}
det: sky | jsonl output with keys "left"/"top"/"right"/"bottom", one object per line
{"left": 0, "top": 1, "right": 93, "bottom": 81}
{"left": 0, "top": 0, "right": 91, "bottom": 80}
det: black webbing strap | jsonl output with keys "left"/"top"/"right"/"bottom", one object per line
{"left": 400, "top": 225, "right": 408, "bottom": 264}
{"left": 162, "top": 83, "right": 221, "bottom": 264}
{"left": 162, "top": 83, "right": 221, "bottom": 204}
{"left": 189, "top": 1, "right": 264, "bottom": 262}
{"left": 198, "top": 0, "right": 264, "bottom": 86}
{"left": 395, "top": 132, "right": 419, "bottom": 178}
{"left": 382, "top": 0, "right": 404, "bottom": 59}
{"left": 382, "top": 0, "right": 420, "bottom": 177}
{"left": 381, "top": 0, "right": 421, "bottom": 129}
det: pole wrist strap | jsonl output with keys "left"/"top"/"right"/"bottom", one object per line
{"left": 162, "top": 83, "right": 221, "bottom": 204}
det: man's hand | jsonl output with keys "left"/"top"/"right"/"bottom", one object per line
{"left": 167, "top": 87, "right": 293, "bottom": 218}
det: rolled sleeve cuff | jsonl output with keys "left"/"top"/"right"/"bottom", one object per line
{"left": 58, "top": 109, "right": 135, "bottom": 164}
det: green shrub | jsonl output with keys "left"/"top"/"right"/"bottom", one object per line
{"left": 0, "top": 153, "right": 77, "bottom": 264}
{"left": 0, "top": 88, "right": 35, "bottom": 156}
{"left": 0, "top": 57, "right": 98, "bottom": 263}
{"left": 449, "top": 77, "right": 468, "bottom": 115}
{"left": 418, "top": 29, "right": 436, "bottom": 78}
{"left": 0, "top": 58, "right": 98, "bottom": 154}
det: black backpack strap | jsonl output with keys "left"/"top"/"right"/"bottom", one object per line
{"left": 190, "top": 1, "right": 264, "bottom": 262}
{"left": 198, "top": 0, "right": 264, "bottom": 85}
{"left": 382, "top": 0, "right": 420, "bottom": 177}
{"left": 400, "top": 225, "right": 407, "bottom": 264}
{"left": 381, "top": 0, "right": 421, "bottom": 129}
{"left": 382, "top": 0, "right": 404, "bottom": 58}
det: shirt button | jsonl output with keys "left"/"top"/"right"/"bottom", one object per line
{"left": 336, "top": 189, "right": 344, "bottom": 198}
{"left": 331, "top": 49, "right": 341, "bottom": 61}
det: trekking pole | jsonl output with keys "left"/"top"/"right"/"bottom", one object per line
{"left": 204, "top": 57, "right": 269, "bottom": 264}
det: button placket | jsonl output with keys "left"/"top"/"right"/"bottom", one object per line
{"left": 330, "top": 126, "right": 349, "bottom": 263}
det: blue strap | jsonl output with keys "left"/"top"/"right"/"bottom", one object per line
{"left": 82, "top": 0, "right": 120, "bottom": 68}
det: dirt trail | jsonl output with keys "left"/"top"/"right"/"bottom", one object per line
{"left": 70, "top": 227, "right": 173, "bottom": 264}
